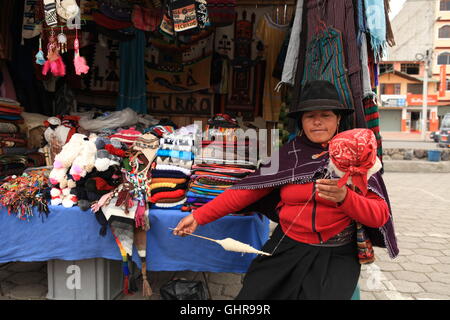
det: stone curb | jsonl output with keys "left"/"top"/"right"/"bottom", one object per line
{"left": 383, "top": 160, "right": 450, "bottom": 173}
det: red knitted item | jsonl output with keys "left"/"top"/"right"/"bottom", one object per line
{"left": 91, "top": 177, "right": 114, "bottom": 191}
{"left": 105, "top": 144, "right": 127, "bottom": 157}
{"left": 150, "top": 189, "right": 186, "bottom": 203}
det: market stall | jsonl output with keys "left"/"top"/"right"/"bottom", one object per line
{"left": 0, "top": 0, "right": 395, "bottom": 299}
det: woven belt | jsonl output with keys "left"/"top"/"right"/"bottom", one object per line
{"left": 309, "top": 223, "right": 356, "bottom": 247}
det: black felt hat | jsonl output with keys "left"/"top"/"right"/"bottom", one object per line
{"left": 288, "top": 80, "right": 354, "bottom": 119}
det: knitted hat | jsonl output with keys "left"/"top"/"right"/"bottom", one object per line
{"left": 110, "top": 127, "right": 142, "bottom": 147}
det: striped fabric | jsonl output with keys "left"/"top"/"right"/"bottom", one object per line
{"left": 363, "top": 97, "right": 382, "bottom": 159}
{"left": 301, "top": 27, "right": 355, "bottom": 114}
{"left": 300, "top": 0, "right": 367, "bottom": 128}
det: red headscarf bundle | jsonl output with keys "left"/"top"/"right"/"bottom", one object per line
{"left": 328, "top": 129, "right": 381, "bottom": 196}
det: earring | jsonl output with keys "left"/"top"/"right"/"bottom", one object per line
{"left": 299, "top": 129, "right": 304, "bottom": 137}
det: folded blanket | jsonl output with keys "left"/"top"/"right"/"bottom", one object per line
{"left": 0, "top": 107, "right": 22, "bottom": 114}
{"left": 150, "top": 177, "right": 188, "bottom": 184}
{"left": 156, "top": 149, "right": 194, "bottom": 161}
{"left": 150, "top": 203, "right": 185, "bottom": 209}
{"left": 149, "top": 182, "right": 178, "bottom": 190}
{"left": 156, "top": 195, "right": 187, "bottom": 203}
{"left": 0, "top": 114, "right": 22, "bottom": 121}
{"left": 150, "top": 189, "right": 186, "bottom": 203}
{"left": 186, "top": 191, "right": 217, "bottom": 199}
{"left": 154, "top": 164, "right": 191, "bottom": 176}
{"left": 196, "top": 177, "right": 234, "bottom": 186}
{"left": 150, "top": 182, "right": 189, "bottom": 196}
{"left": 150, "top": 169, "right": 189, "bottom": 179}
{"left": 186, "top": 196, "right": 211, "bottom": 203}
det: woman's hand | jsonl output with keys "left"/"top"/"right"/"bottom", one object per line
{"left": 315, "top": 179, "right": 348, "bottom": 204}
{"left": 173, "top": 213, "right": 199, "bottom": 237}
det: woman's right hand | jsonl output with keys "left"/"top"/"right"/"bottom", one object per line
{"left": 173, "top": 213, "right": 199, "bottom": 237}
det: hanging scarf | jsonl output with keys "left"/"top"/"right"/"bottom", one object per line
{"left": 230, "top": 134, "right": 399, "bottom": 259}
{"left": 363, "top": 0, "right": 387, "bottom": 61}
{"left": 277, "top": 0, "right": 304, "bottom": 88}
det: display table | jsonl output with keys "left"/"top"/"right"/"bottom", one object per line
{"left": 0, "top": 206, "right": 270, "bottom": 273}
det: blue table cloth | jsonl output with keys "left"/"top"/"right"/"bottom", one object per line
{"left": 0, "top": 206, "right": 269, "bottom": 273}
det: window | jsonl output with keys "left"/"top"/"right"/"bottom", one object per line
{"left": 438, "top": 79, "right": 450, "bottom": 91}
{"left": 379, "top": 63, "right": 393, "bottom": 74}
{"left": 401, "top": 63, "right": 420, "bottom": 75}
{"left": 439, "top": 25, "right": 450, "bottom": 38}
{"left": 407, "top": 83, "right": 423, "bottom": 94}
{"left": 438, "top": 52, "right": 450, "bottom": 65}
{"left": 441, "top": 0, "right": 450, "bottom": 11}
{"left": 380, "top": 83, "right": 401, "bottom": 95}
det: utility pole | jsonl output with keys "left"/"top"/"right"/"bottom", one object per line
{"left": 416, "top": 49, "right": 433, "bottom": 141}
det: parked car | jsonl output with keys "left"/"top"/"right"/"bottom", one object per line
{"left": 438, "top": 113, "right": 450, "bottom": 148}
{"left": 430, "top": 131, "right": 440, "bottom": 142}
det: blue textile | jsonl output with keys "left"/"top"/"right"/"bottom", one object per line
{"left": 0, "top": 205, "right": 269, "bottom": 273}
{"left": 156, "top": 149, "right": 194, "bottom": 161}
{"left": 363, "top": 0, "right": 387, "bottom": 60}
{"left": 187, "top": 191, "right": 217, "bottom": 199}
{"left": 117, "top": 27, "right": 147, "bottom": 113}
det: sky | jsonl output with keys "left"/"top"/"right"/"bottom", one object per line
{"left": 389, "top": 0, "right": 407, "bottom": 19}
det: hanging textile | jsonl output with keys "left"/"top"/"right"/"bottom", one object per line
{"left": 363, "top": 0, "right": 387, "bottom": 61}
{"left": 302, "top": 27, "right": 355, "bottom": 114}
{"left": 360, "top": 32, "right": 373, "bottom": 99}
{"left": 299, "top": 0, "right": 366, "bottom": 129}
{"left": 256, "top": 13, "right": 289, "bottom": 122}
{"left": 363, "top": 96, "right": 382, "bottom": 160}
{"left": 117, "top": 27, "right": 147, "bottom": 114}
{"left": 277, "top": 0, "right": 304, "bottom": 88}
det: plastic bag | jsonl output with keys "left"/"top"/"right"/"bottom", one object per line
{"left": 78, "top": 108, "right": 138, "bottom": 132}
{"left": 160, "top": 279, "right": 209, "bottom": 300}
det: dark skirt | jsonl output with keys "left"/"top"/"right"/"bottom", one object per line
{"left": 235, "top": 225, "right": 361, "bottom": 300}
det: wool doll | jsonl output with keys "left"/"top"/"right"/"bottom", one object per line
{"left": 49, "top": 133, "right": 86, "bottom": 186}
{"left": 69, "top": 134, "right": 98, "bottom": 181}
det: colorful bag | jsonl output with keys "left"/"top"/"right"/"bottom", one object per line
{"left": 171, "top": 0, "right": 198, "bottom": 33}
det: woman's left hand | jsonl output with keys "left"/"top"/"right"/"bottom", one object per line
{"left": 315, "top": 179, "right": 348, "bottom": 204}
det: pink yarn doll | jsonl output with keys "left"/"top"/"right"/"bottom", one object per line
{"left": 73, "top": 32, "right": 89, "bottom": 75}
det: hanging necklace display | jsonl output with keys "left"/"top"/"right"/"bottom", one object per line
{"left": 57, "top": 26, "right": 67, "bottom": 53}
{"left": 73, "top": 28, "right": 89, "bottom": 75}
{"left": 35, "top": 37, "right": 46, "bottom": 65}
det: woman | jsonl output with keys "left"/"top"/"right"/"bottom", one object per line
{"left": 174, "top": 80, "right": 399, "bottom": 300}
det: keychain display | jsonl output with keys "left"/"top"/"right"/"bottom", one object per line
{"left": 35, "top": 37, "right": 46, "bottom": 65}
{"left": 73, "top": 29, "right": 90, "bottom": 75}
